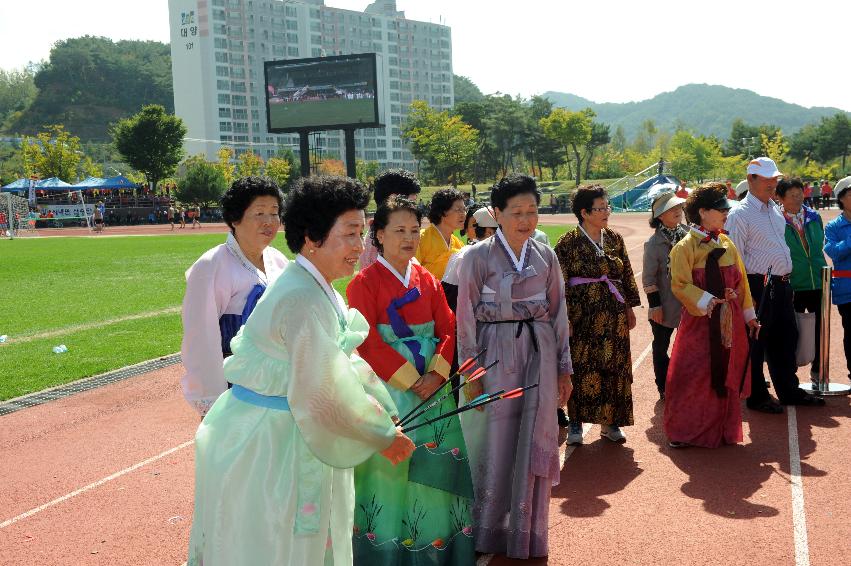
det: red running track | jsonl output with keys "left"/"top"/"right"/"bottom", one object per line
{"left": 1, "top": 213, "right": 849, "bottom": 566}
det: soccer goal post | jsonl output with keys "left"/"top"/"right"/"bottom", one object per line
{"left": 1, "top": 192, "right": 32, "bottom": 239}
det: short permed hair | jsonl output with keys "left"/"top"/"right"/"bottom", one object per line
{"left": 221, "top": 176, "right": 284, "bottom": 232}
{"left": 775, "top": 177, "right": 805, "bottom": 198}
{"left": 684, "top": 182, "right": 727, "bottom": 225}
{"left": 282, "top": 175, "right": 371, "bottom": 254}
{"left": 370, "top": 195, "right": 423, "bottom": 253}
{"left": 490, "top": 173, "right": 541, "bottom": 211}
{"left": 427, "top": 187, "right": 465, "bottom": 226}
{"left": 571, "top": 185, "right": 607, "bottom": 223}
{"left": 373, "top": 168, "right": 421, "bottom": 206}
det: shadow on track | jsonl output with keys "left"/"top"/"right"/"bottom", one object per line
{"left": 645, "top": 400, "right": 781, "bottom": 519}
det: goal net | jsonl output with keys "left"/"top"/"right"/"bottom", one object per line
{"left": 1, "top": 193, "right": 35, "bottom": 239}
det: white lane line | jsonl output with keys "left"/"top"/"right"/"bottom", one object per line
{"left": 480, "top": 339, "right": 654, "bottom": 566}
{"left": 787, "top": 407, "right": 810, "bottom": 566}
{"left": 631, "top": 341, "right": 653, "bottom": 374}
{"left": 6, "top": 307, "right": 181, "bottom": 344}
{"left": 0, "top": 440, "right": 194, "bottom": 529}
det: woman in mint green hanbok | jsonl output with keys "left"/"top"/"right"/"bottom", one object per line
{"left": 346, "top": 197, "right": 475, "bottom": 565}
{"left": 188, "top": 176, "right": 415, "bottom": 566}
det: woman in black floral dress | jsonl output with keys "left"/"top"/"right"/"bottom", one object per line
{"left": 554, "top": 185, "right": 641, "bottom": 445}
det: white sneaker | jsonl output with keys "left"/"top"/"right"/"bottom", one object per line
{"left": 567, "top": 421, "right": 583, "bottom": 445}
{"left": 600, "top": 425, "right": 626, "bottom": 443}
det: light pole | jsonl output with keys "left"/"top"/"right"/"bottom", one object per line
{"left": 741, "top": 136, "right": 759, "bottom": 159}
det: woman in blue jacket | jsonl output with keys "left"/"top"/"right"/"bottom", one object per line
{"left": 823, "top": 183, "right": 851, "bottom": 381}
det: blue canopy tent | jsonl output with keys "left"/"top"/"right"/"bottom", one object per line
{"left": 99, "top": 175, "right": 139, "bottom": 190}
{"left": 609, "top": 174, "right": 680, "bottom": 211}
{"left": 35, "top": 177, "right": 74, "bottom": 190}
{"left": 0, "top": 178, "right": 33, "bottom": 191}
{"left": 73, "top": 177, "right": 105, "bottom": 189}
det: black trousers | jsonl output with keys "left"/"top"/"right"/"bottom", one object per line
{"left": 747, "top": 275, "right": 805, "bottom": 404}
{"left": 650, "top": 320, "right": 675, "bottom": 394}
{"left": 837, "top": 302, "right": 851, "bottom": 380}
{"left": 793, "top": 289, "right": 822, "bottom": 373}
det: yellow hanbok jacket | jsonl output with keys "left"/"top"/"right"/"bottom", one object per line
{"left": 415, "top": 224, "right": 464, "bottom": 280}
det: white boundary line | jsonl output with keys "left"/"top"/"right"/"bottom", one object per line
{"left": 6, "top": 307, "right": 181, "bottom": 345}
{"left": 479, "top": 339, "right": 654, "bottom": 566}
{"left": 787, "top": 407, "right": 810, "bottom": 566}
{"left": 0, "top": 440, "right": 194, "bottom": 530}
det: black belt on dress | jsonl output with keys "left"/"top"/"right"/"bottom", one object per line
{"left": 484, "top": 318, "right": 539, "bottom": 352}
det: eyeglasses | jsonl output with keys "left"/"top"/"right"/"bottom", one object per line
{"left": 449, "top": 206, "right": 467, "bottom": 214}
{"left": 590, "top": 206, "right": 612, "bottom": 213}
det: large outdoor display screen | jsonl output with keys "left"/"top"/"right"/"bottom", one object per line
{"left": 264, "top": 53, "right": 383, "bottom": 132}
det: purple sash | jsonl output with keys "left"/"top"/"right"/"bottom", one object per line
{"left": 567, "top": 275, "right": 625, "bottom": 303}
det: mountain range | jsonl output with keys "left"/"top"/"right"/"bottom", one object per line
{"left": 542, "top": 84, "right": 849, "bottom": 140}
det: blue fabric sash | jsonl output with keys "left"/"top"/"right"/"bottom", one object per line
{"left": 218, "top": 283, "right": 266, "bottom": 355}
{"left": 386, "top": 287, "right": 428, "bottom": 374}
{"left": 231, "top": 384, "right": 290, "bottom": 411}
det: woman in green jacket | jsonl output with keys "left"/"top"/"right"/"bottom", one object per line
{"left": 776, "top": 178, "right": 828, "bottom": 383}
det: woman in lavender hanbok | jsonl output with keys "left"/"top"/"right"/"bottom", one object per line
{"left": 456, "top": 173, "right": 573, "bottom": 559}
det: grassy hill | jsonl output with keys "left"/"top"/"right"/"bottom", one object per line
{"left": 543, "top": 84, "right": 850, "bottom": 139}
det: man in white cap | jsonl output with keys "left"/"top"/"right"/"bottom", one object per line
{"left": 725, "top": 157, "right": 825, "bottom": 412}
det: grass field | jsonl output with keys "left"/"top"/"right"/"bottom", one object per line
{"left": 0, "top": 224, "right": 573, "bottom": 400}
{"left": 269, "top": 98, "right": 376, "bottom": 129}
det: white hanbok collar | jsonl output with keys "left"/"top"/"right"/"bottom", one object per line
{"left": 496, "top": 227, "right": 528, "bottom": 272}
{"left": 295, "top": 254, "right": 347, "bottom": 322}
{"left": 226, "top": 232, "right": 269, "bottom": 285}
{"left": 578, "top": 224, "right": 605, "bottom": 257}
{"left": 376, "top": 255, "right": 412, "bottom": 288}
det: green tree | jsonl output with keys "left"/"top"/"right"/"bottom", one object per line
{"left": 482, "top": 94, "right": 529, "bottom": 175}
{"left": 403, "top": 100, "right": 479, "bottom": 185}
{"left": 788, "top": 124, "right": 821, "bottom": 165}
{"left": 236, "top": 150, "right": 264, "bottom": 177}
{"left": 816, "top": 113, "right": 851, "bottom": 172}
{"left": 265, "top": 157, "right": 292, "bottom": 190}
{"left": 453, "top": 99, "right": 501, "bottom": 181}
{"left": 275, "top": 147, "right": 300, "bottom": 180}
{"left": 9, "top": 37, "right": 173, "bottom": 140}
{"left": 632, "top": 119, "right": 658, "bottom": 154}
{"left": 21, "top": 124, "right": 83, "bottom": 180}
{"left": 0, "top": 141, "right": 26, "bottom": 185}
{"left": 453, "top": 75, "right": 484, "bottom": 103}
{"left": 725, "top": 119, "right": 780, "bottom": 157}
{"left": 668, "top": 130, "right": 722, "bottom": 183}
{"left": 176, "top": 157, "right": 227, "bottom": 206}
{"left": 583, "top": 122, "right": 611, "bottom": 178}
{"left": 216, "top": 147, "right": 236, "bottom": 185}
{"left": 760, "top": 130, "right": 789, "bottom": 164}
{"left": 540, "top": 108, "right": 593, "bottom": 187}
{"left": 526, "top": 95, "right": 565, "bottom": 180}
{"left": 356, "top": 160, "right": 380, "bottom": 185}
{"left": 111, "top": 104, "right": 186, "bottom": 190}
{"left": 611, "top": 125, "right": 627, "bottom": 153}
{"left": 0, "top": 66, "right": 38, "bottom": 130}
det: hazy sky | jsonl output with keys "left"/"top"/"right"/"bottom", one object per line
{"left": 1, "top": 0, "right": 848, "bottom": 110}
